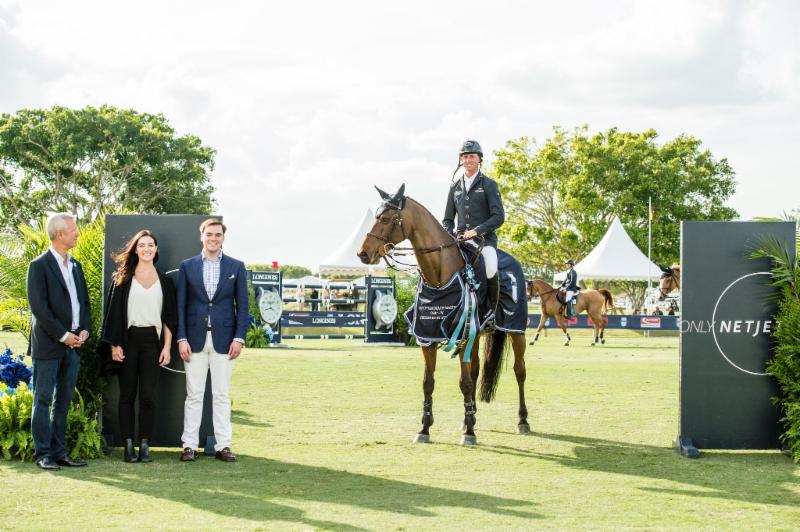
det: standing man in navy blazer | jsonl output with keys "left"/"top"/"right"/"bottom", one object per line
{"left": 176, "top": 218, "right": 248, "bottom": 462}
{"left": 26, "top": 213, "right": 91, "bottom": 470}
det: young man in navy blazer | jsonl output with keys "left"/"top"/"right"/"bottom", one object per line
{"left": 26, "top": 213, "right": 91, "bottom": 470}
{"left": 176, "top": 218, "right": 249, "bottom": 462}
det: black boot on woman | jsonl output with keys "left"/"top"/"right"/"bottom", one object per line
{"left": 124, "top": 438, "right": 138, "bottom": 463}
{"left": 138, "top": 439, "right": 152, "bottom": 463}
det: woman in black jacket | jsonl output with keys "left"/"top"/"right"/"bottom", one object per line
{"left": 100, "top": 229, "right": 177, "bottom": 463}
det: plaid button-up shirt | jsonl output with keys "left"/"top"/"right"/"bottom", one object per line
{"left": 202, "top": 250, "right": 222, "bottom": 300}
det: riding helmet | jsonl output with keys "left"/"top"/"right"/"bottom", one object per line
{"left": 459, "top": 139, "right": 483, "bottom": 157}
{"left": 566, "top": 259, "right": 575, "bottom": 265}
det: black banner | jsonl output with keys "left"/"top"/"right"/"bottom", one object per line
{"left": 365, "top": 276, "right": 397, "bottom": 342}
{"left": 102, "top": 214, "right": 215, "bottom": 448}
{"left": 281, "top": 311, "right": 365, "bottom": 328}
{"left": 251, "top": 270, "right": 282, "bottom": 343}
{"left": 678, "top": 221, "right": 795, "bottom": 453}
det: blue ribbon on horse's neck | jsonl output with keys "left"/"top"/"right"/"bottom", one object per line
{"left": 442, "top": 263, "right": 481, "bottom": 362}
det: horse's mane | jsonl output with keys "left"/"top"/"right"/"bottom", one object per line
{"left": 405, "top": 197, "right": 457, "bottom": 243}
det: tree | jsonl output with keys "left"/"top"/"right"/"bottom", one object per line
{"left": 0, "top": 106, "right": 215, "bottom": 231}
{"left": 493, "top": 126, "right": 738, "bottom": 273}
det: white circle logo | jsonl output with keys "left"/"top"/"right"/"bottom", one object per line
{"left": 710, "top": 272, "right": 772, "bottom": 376}
{"left": 258, "top": 289, "right": 283, "bottom": 325}
{"left": 372, "top": 290, "right": 398, "bottom": 327}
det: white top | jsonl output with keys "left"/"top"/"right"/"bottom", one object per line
{"left": 127, "top": 278, "right": 163, "bottom": 337}
{"left": 463, "top": 171, "right": 478, "bottom": 191}
{"left": 49, "top": 247, "right": 80, "bottom": 334}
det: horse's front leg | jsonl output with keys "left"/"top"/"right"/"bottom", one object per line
{"left": 529, "top": 314, "right": 546, "bottom": 346}
{"left": 555, "top": 314, "right": 571, "bottom": 346}
{"left": 414, "top": 345, "right": 437, "bottom": 443}
{"left": 461, "top": 341, "right": 481, "bottom": 433}
{"left": 459, "top": 346, "right": 478, "bottom": 446}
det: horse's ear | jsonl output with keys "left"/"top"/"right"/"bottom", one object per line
{"left": 375, "top": 186, "right": 391, "bottom": 200}
{"left": 392, "top": 183, "right": 406, "bottom": 208}
{"left": 660, "top": 265, "right": 671, "bottom": 274}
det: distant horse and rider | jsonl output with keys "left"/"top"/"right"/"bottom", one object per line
{"left": 357, "top": 184, "right": 530, "bottom": 446}
{"left": 658, "top": 264, "right": 680, "bottom": 300}
{"left": 526, "top": 279, "right": 613, "bottom": 346}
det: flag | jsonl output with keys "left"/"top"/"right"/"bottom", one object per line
{"left": 271, "top": 261, "right": 279, "bottom": 269}
{"left": 648, "top": 198, "right": 653, "bottom": 222}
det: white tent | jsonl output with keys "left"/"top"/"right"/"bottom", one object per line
{"left": 283, "top": 275, "right": 327, "bottom": 288}
{"left": 318, "top": 208, "right": 387, "bottom": 276}
{"left": 318, "top": 208, "right": 418, "bottom": 275}
{"left": 553, "top": 216, "right": 661, "bottom": 282}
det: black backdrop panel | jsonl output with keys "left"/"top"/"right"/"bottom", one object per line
{"left": 679, "top": 221, "right": 795, "bottom": 449}
{"left": 102, "top": 215, "right": 217, "bottom": 448}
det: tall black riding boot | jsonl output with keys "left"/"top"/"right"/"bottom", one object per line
{"left": 484, "top": 275, "right": 500, "bottom": 331}
{"left": 138, "top": 439, "right": 152, "bottom": 463}
{"left": 124, "top": 438, "right": 138, "bottom": 463}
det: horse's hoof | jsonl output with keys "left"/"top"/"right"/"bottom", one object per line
{"left": 413, "top": 433, "right": 430, "bottom": 444}
{"left": 591, "top": 342, "right": 596, "bottom": 346}
{"left": 460, "top": 434, "right": 477, "bottom": 446}
{"left": 601, "top": 339, "right": 606, "bottom": 344}
{"left": 528, "top": 341, "right": 535, "bottom": 346}
{"left": 564, "top": 341, "right": 570, "bottom": 346}
{"left": 517, "top": 423, "right": 531, "bottom": 434}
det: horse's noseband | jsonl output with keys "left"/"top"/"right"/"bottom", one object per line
{"left": 366, "top": 210, "right": 406, "bottom": 247}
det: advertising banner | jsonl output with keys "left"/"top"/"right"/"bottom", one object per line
{"left": 251, "top": 270, "right": 282, "bottom": 343}
{"left": 678, "top": 221, "right": 795, "bottom": 455}
{"left": 365, "top": 276, "right": 398, "bottom": 342}
{"left": 102, "top": 215, "right": 215, "bottom": 448}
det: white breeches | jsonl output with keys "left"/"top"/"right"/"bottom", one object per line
{"left": 482, "top": 246, "right": 497, "bottom": 278}
{"left": 565, "top": 290, "right": 577, "bottom": 302}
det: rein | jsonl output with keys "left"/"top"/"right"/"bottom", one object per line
{"left": 366, "top": 201, "right": 479, "bottom": 287}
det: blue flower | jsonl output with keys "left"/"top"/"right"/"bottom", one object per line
{"left": 0, "top": 347, "right": 32, "bottom": 389}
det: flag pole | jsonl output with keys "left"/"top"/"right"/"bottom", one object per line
{"left": 647, "top": 196, "right": 653, "bottom": 289}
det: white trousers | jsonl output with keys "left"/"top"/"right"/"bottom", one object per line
{"left": 181, "top": 332, "right": 234, "bottom": 451}
{"left": 482, "top": 246, "right": 498, "bottom": 278}
{"left": 565, "top": 290, "right": 577, "bottom": 303}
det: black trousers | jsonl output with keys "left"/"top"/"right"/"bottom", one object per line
{"left": 118, "top": 326, "right": 161, "bottom": 440}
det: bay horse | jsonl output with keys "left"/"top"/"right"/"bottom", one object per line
{"left": 658, "top": 264, "right": 680, "bottom": 300}
{"left": 356, "top": 184, "right": 529, "bottom": 446}
{"left": 526, "top": 279, "right": 613, "bottom": 346}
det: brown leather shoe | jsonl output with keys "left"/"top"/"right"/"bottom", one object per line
{"left": 214, "top": 447, "right": 237, "bottom": 462}
{"left": 179, "top": 447, "right": 198, "bottom": 462}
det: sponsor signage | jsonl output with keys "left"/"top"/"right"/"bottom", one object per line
{"left": 640, "top": 317, "right": 661, "bottom": 329}
{"left": 365, "top": 276, "right": 398, "bottom": 342}
{"left": 251, "top": 270, "right": 282, "bottom": 343}
{"left": 280, "top": 311, "right": 365, "bottom": 328}
{"left": 102, "top": 214, "right": 216, "bottom": 447}
{"left": 678, "top": 221, "right": 795, "bottom": 455}
{"left": 526, "top": 314, "right": 679, "bottom": 331}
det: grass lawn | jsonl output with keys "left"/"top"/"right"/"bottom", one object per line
{"left": 1, "top": 330, "right": 798, "bottom": 530}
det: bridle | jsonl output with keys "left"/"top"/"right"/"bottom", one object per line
{"left": 365, "top": 200, "right": 469, "bottom": 287}
{"left": 659, "top": 270, "right": 677, "bottom": 299}
{"left": 528, "top": 281, "right": 559, "bottom": 303}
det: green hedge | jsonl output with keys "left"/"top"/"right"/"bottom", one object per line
{"left": 753, "top": 227, "right": 800, "bottom": 462}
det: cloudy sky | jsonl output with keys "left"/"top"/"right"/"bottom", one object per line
{"left": 2, "top": 0, "right": 798, "bottom": 268}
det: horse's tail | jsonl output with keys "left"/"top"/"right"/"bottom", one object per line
{"left": 598, "top": 289, "right": 613, "bottom": 312}
{"left": 480, "top": 329, "right": 508, "bottom": 403}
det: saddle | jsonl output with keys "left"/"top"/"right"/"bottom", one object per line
{"left": 457, "top": 240, "right": 528, "bottom": 332}
{"left": 556, "top": 288, "right": 579, "bottom": 316}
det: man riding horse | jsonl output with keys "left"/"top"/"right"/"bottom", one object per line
{"left": 560, "top": 259, "right": 579, "bottom": 317}
{"left": 442, "top": 140, "right": 504, "bottom": 330}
